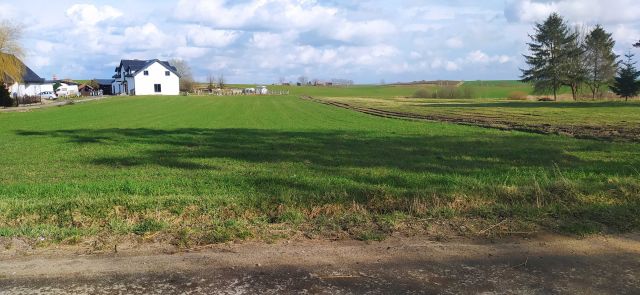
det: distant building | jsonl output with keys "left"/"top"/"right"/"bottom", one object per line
{"left": 95, "top": 79, "right": 114, "bottom": 95}
{"left": 111, "top": 59, "right": 180, "bottom": 96}
{"left": 3, "top": 56, "right": 53, "bottom": 98}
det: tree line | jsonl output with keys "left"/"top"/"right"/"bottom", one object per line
{"left": 521, "top": 13, "right": 640, "bottom": 101}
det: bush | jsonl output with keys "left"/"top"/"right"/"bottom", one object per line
{"left": 507, "top": 91, "right": 528, "bottom": 100}
{"left": 413, "top": 89, "right": 433, "bottom": 98}
{"left": 0, "top": 86, "right": 14, "bottom": 107}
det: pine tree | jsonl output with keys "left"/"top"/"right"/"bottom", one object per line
{"left": 610, "top": 53, "right": 640, "bottom": 101}
{"left": 521, "top": 13, "right": 578, "bottom": 101}
{"left": 561, "top": 27, "right": 587, "bottom": 101}
{"left": 584, "top": 25, "right": 618, "bottom": 99}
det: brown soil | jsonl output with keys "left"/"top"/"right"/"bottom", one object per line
{"left": 301, "top": 96, "right": 640, "bottom": 142}
{"left": 1, "top": 233, "right": 638, "bottom": 294}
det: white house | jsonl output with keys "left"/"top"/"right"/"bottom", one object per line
{"left": 4, "top": 58, "right": 53, "bottom": 98}
{"left": 112, "top": 59, "right": 180, "bottom": 96}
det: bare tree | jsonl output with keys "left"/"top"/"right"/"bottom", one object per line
{"left": 297, "top": 76, "right": 308, "bottom": 85}
{"left": 218, "top": 74, "right": 226, "bottom": 89}
{"left": 207, "top": 73, "right": 216, "bottom": 92}
{"left": 0, "top": 21, "right": 25, "bottom": 85}
{"left": 170, "top": 59, "right": 195, "bottom": 92}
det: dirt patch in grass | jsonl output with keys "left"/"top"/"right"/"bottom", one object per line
{"left": 302, "top": 96, "right": 640, "bottom": 142}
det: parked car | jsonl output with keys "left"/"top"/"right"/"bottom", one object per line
{"left": 38, "top": 91, "right": 57, "bottom": 100}
{"left": 55, "top": 87, "right": 80, "bottom": 98}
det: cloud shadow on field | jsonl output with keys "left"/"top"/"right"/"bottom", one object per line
{"left": 14, "top": 128, "right": 633, "bottom": 177}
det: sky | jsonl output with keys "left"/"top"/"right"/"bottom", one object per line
{"left": 1, "top": 0, "right": 639, "bottom": 84}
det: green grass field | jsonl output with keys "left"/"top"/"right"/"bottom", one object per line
{"left": 1, "top": 95, "right": 639, "bottom": 244}
{"left": 245, "top": 80, "right": 571, "bottom": 99}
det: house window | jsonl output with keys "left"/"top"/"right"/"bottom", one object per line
{"left": 144, "top": 71, "right": 149, "bottom": 76}
{"left": 154, "top": 84, "right": 162, "bottom": 93}
{"left": 165, "top": 71, "right": 170, "bottom": 76}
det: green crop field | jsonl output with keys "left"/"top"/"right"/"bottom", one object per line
{"left": 316, "top": 96, "right": 640, "bottom": 141}
{"left": 1, "top": 95, "right": 639, "bottom": 245}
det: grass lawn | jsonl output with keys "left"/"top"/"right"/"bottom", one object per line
{"left": 0, "top": 95, "right": 639, "bottom": 245}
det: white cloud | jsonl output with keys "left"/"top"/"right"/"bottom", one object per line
{"left": 174, "top": 0, "right": 336, "bottom": 30}
{"left": 124, "top": 23, "right": 179, "bottom": 50}
{"left": 250, "top": 32, "right": 296, "bottom": 49}
{"left": 466, "top": 50, "right": 511, "bottom": 64}
{"left": 174, "top": 46, "right": 210, "bottom": 59}
{"left": 505, "top": 0, "right": 640, "bottom": 23}
{"left": 331, "top": 20, "right": 397, "bottom": 43}
{"left": 66, "top": 4, "right": 123, "bottom": 26}
{"left": 175, "top": 0, "right": 394, "bottom": 44}
{"left": 0, "top": 4, "right": 16, "bottom": 20}
{"left": 35, "top": 41, "right": 55, "bottom": 54}
{"left": 446, "top": 37, "right": 464, "bottom": 49}
{"left": 185, "top": 25, "right": 240, "bottom": 48}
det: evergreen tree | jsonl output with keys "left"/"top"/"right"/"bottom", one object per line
{"left": 561, "top": 27, "right": 587, "bottom": 101}
{"left": 583, "top": 25, "right": 618, "bottom": 99}
{"left": 521, "top": 13, "right": 578, "bottom": 101}
{"left": 610, "top": 53, "right": 640, "bottom": 101}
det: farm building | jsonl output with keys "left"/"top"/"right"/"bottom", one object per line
{"left": 112, "top": 59, "right": 180, "bottom": 96}
{"left": 78, "top": 84, "right": 95, "bottom": 96}
{"left": 95, "top": 79, "right": 114, "bottom": 95}
{"left": 2, "top": 56, "right": 53, "bottom": 98}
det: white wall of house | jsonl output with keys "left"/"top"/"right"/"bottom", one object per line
{"left": 8, "top": 82, "right": 54, "bottom": 97}
{"left": 134, "top": 62, "right": 179, "bottom": 95}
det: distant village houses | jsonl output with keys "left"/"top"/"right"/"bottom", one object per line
{"left": 112, "top": 59, "right": 181, "bottom": 96}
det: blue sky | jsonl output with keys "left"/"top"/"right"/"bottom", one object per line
{"left": 1, "top": 0, "right": 639, "bottom": 83}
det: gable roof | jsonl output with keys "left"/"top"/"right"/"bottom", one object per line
{"left": 1, "top": 55, "right": 45, "bottom": 84}
{"left": 115, "top": 59, "right": 181, "bottom": 78}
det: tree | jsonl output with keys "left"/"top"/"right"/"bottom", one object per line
{"left": 170, "top": 59, "right": 194, "bottom": 92}
{"left": 297, "top": 76, "right": 308, "bottom": 86}
{"left": 561, "top": 27, "right": 587, "bottom": 101}
{"left": 635, "top": 41, "right": 640, "bottom": 48}
{"left": 207, "top": 73, "right": 216, "bottom": 92}
{"left": 610, "top": 53, "right": 640, "bottom": 101}
{"left": 583, "top": 25, "right": 618, "bottom": 99}
{"left": 521, "top": 13, "right": 578, "bottom": 101}
{"left": 0, "top": 21, "right": 25, "bottom": 85}
{"left": 217, "top": 74, "right": 225, "bottom": 89}
{"left": 88, "top": 79, "right": 100, "bottom": 90}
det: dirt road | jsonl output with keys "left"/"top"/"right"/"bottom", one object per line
{"left": 1, "top": 233, "right": 639, "bottom": 294}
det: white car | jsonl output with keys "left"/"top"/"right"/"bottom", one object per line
{"left": 56, "top": 87, "right": 80, "bottom": 98}
{"left": 38, "top": 91, "right": 57, "bottom": 100}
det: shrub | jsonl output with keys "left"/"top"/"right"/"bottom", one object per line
{"left": 413, "top": 89, "right": 433, "bottom": 98}
{"left": 0, "top": 87, "right": 14, "bottom": 107}
{"left": 508, "top": 91, "right": 528, "bottom": 100}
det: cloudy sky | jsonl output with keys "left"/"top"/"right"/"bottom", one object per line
{"left": 1, "top": 0, "right": 639, "bottom": 83}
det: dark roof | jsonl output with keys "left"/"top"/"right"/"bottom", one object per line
{"left": 95, "top": 79, "right": 114, "bottom": 85}
{"left": 22, "top": 65, "right": 45, "bottom": 83}
{"left": 2, "top": 55, "right": 45, "bottom": 83}
{"left": 115, "top": 59, "right": 181, "bottom": 78}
